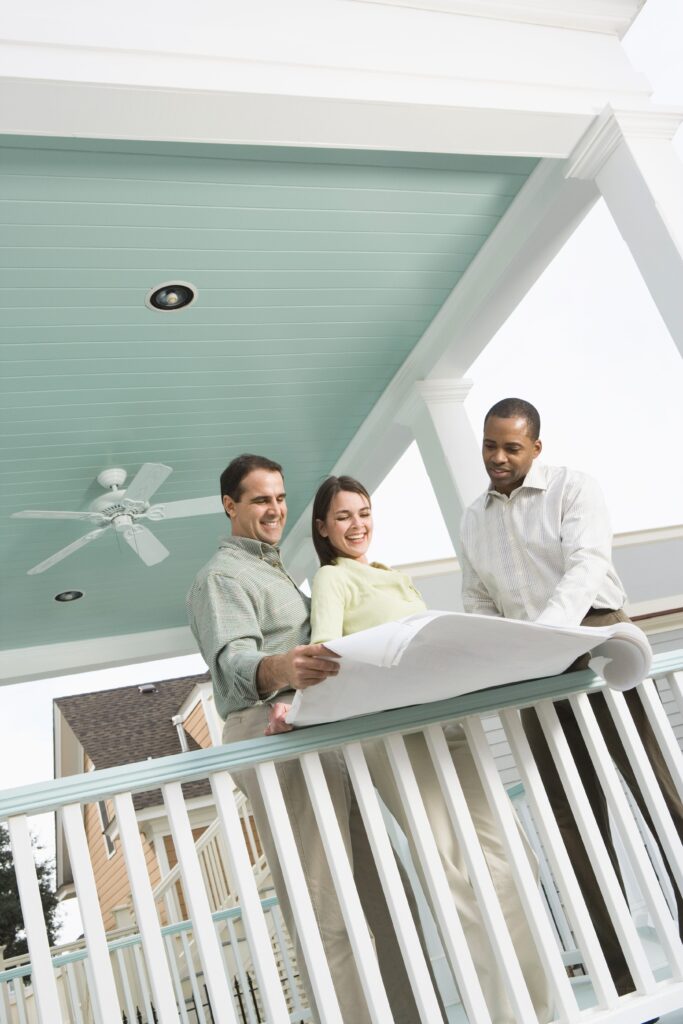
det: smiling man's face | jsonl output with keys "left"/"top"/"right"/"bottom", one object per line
{"left": 223, "top": 469, "right": 287, "bottom": 545}
{"left": 482, "top": 415, "right": 542, "bottom": 495}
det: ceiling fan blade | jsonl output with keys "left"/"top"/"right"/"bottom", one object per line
{"left": 124, "top": 463, "right": 173, "bottom": 504}
{"left": 13, "top": 509, "right": 105, "bottom": 523}
{"left": 122, "top": 524, "right": 169, "bottom": 566}
{"left": 26, "top": 527, "right": 110, "bottom": 575}
{"left": 147, "top": 496, "right": 223, "bottom": 521}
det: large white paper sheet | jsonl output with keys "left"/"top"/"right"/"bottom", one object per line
{"left": 287, "top": 611, "right": 652, "bottom": 727}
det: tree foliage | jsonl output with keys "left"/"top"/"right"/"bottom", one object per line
{"left": 0, "top": 823, "right": 60, "bottom": 960}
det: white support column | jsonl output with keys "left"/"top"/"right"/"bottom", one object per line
{"left": 404, "top": 378, "right": 485, "bottom": 556}
{"left": 567, "top": 106, "right": 683, "bottom": 357}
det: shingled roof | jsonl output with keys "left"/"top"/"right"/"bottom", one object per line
{"left": 55, "top": 673, "right": 212, "bottom": 811}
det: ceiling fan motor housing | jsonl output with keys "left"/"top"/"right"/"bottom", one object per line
{"left": 96, "top": 467, "right": 127, "bottom": 490}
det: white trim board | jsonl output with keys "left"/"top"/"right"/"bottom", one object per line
{"left": 0, "top": 626, "right": 197, "bottom": 687}
{"left": 349, "top": 0, "right": 645, "bottom": 37}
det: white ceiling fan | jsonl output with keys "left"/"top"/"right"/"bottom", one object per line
{"left": 12, "top": 463, "right": 222, "bottom": 575}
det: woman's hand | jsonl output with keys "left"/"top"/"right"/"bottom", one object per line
{"left": 265, "top": 702, "right": 294, "bottom": 735}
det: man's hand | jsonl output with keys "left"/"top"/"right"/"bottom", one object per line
{"left": 257, "top": 643, "right": 340, "bottom": 696}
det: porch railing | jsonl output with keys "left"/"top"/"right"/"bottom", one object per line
{"left": 0, "top": 897, "right": 309, "bottom": 1024}
{"left": 1, "top": 650, "right": 682, "bottom": 1024}
{"left": 152, "top": 793, "right": 270, "bottom": 922}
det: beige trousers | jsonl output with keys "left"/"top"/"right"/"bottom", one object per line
{"left": 364, "top": 723, "right": 552, "bottom": 1024}
{"left": 223, "top": 702, "right": 425, "bottom": 1023}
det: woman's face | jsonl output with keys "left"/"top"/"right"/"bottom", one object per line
{"left": 317, "top": 490, "right": 372, "bottom": 562}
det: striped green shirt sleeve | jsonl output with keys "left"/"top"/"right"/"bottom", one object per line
{"left": 187, "top": 537, "right": 311, "bottom": 720}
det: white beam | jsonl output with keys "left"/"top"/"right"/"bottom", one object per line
{"left": 0, "top": 626, "right": 198, "bottom": 686}
{"left": 0, "top": 75, "right": 596, "bottom": 159}
{"left": 0, "top": 0, "right": 650, "bottom": 155}
{"left": 284, "top": 157, "right": 598, "bottom": 575}
{"left": 567, "top": 107, "right": 683, "bottom": 358}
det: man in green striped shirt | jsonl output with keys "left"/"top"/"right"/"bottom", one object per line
{"left": 187, "top": 453, "right": 422, "bottom": 1024}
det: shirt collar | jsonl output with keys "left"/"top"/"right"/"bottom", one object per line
{"left": 219, "top": 535, "right": 283, "bottom": 561}
{"left": 484, "top": 460, "right": 548, "bottom": 506}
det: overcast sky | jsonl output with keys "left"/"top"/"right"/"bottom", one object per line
{"left": 2, "top": 0, "right": 683, "bottom": 943}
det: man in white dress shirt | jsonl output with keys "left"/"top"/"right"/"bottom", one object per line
{"left": 460, "top": 397, "right": 683, "bottom": 1008}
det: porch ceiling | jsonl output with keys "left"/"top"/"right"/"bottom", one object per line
{"left": 0, "top": 135, "right": 536, "bottom": 659}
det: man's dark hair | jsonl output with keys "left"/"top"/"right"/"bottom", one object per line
{"left": 484, "top": 398, "right": 541, "bottom": 441}
{"left": 220, "top": 454, "right": 283, "bottom": 507}
{"left": 312, "top": 476, "right": 371, "bottom": 567}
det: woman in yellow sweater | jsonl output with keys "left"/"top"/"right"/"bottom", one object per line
{"left": 268, "top": 475, "right": 550, "bottom": 1024}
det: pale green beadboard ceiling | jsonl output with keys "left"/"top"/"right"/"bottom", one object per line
{"left": 0, "top": 135, "right": 537, "bottom": 651}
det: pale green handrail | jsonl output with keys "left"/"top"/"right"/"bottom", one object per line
{"left": 0, "top": 650, "right": 680, "bottom": 821}
{"left": 0, "top": 896, "right": 280, "bottom": 983}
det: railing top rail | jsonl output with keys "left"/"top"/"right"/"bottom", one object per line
{"left": 1, "top": 649, "right": 681, "bottom": 821}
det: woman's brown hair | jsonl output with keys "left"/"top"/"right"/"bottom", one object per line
{"left": 311, "top": 476, "right": 371, "bottom": 566}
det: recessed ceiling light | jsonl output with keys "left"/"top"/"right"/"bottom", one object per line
{"left": 55, "top": 590, "right": 84, "bottom": 602}
{"left": 146, "top": 281, "right": 197, "bottom": 312}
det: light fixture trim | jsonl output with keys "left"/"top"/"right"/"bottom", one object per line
{"left": 55, "top": 590, "right": 84, "bottom": 602}
{"left": 145, "top": 281, "right": 197, "bottom": 312}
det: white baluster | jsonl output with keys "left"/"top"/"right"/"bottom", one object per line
{"left": 133, "top": 942, "right": 155, "bottom": 1024}
{"left": 13, "top": 977, "right": 28, "bottom": 1024}
{"left": 225, "top": 917, "right": 257, "bottom": 1024}
{"left": 423, "top": 723, "right": 541, "bottom": 1022}
{"left": 115, "top": 947, "right": 137, "bottom": 1024}
{"left": 6, "top": 816, "right": 62, "bottom": 1023}
{"left": 534, "top": 699, "right": 656, "bottom": 993}
{"left": 164, "top": 934, "right": 191, "bottom": 1024}
{"left": 207, "top": 842, "right": 227, "bottom": 907}
{"left": 666, "top": 671, "right": 683, "bottom": 728}
{"left": 570, "top": 692, "right": 683, "bottom": 978}
{"left": 514, "top": 796, "right": 576, "bottom": 954}
{"left": 383, "top": 732, "right": 494, "bottom": 1023}
{"left": 255, "top": 760, "right": 344, "bottom": 1024}
{"left": 640, "top": 677, "right": 683, "bottom": 797}
{"left": 270, "top": 903, "right": 307, "bottom": 1019}
{"left": 500, "top": 708, "right": 619, "bottom": 1010}
{"left": 464, "top": 716, "right": 580, "bottom": 1023}
{"left": 301, "top": 750, "right": 394, "bottom": 1023}
{"left": 162, "top": 782, "right": 238, "bottom": 1024}
{"left": 210, "top": 770, "right": 290, "bottom": 1023}
{"left": 343, "top": 741, "right": 443, "bottom": 1023}
{"left": 0, "top": 977, "right": 10, "bottom": 1024}
{"left": 604, "top": 688, "right": 683, "bottom": 892}
{"left": 65, "top": 961, "right": 85, "bottom": 1024}
{"left": 238, "top": 801, "right": 259, "bottom": 866}
{"left": 113, "top": 792, "right": 180, "bottom": 1023}
{"left": 180, "top": 931, "right": 207, "bottom": 1024}
{"left": 61, "top": 802, "right": 122, "bottom": 1023}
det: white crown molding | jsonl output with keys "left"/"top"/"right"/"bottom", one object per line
{"left": 567, "top": 106, "right": 683, "bottom": 180}
{"left": 416, "top": 378, "right": 474, "bottom": 405}
{"left": 347, "top": 0, "right": 644, "bottom": 37}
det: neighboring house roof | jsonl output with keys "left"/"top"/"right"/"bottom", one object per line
{"left": 55, "top": 673, "right": 212, "bottom": 810}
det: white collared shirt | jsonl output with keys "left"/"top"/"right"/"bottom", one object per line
{"left": 460, "top": 462, "right": 626, "bottom": 627}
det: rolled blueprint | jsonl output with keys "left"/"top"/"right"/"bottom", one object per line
{"left": 287, "top": 611, "right": 652, "bottom": 727}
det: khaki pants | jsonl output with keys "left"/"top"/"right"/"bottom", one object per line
{"left": 522, "top": 608, "right": 683, "bottom": 995}
{"left": 223, "top": 702, "right": 425, "bottom": 1023}
{"left": 365, "top": 724, "right": 552, "bottom": 1024}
